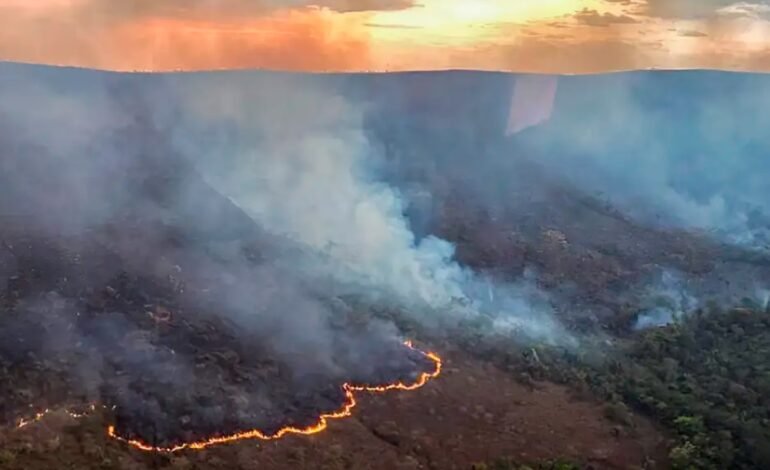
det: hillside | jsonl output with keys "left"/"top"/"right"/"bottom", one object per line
{"left": 1, "top": 63, "right": 770, "bottom": 469}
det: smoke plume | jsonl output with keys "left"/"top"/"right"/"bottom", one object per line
{"left": 0, "top": 64, "right": 572, "bottom": 442}
{"left": 153, "top": 71, "right": 567, "bottom": 343}
{"left": 633, "top": 270, "right": 698, "bottom": 330}
{"left": 509, "top": 72, "right": 770, "bottom": 252}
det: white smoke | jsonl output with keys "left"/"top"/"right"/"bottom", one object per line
{"left": 754, "top": 287, "right": 770, "bottom": 311}
{"left": 634, "top": 270, "right": 698, "bottom": 330}
{"left": 164, "top": 72, "right": 568, "bottom": 343}
{"left": 512, "top": 73, "right": 770, "bottom": 253}
{"left": 168, "top": 74, "right": 467, "bottom": 308}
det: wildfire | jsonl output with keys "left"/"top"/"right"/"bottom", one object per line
{"left": 16, "top": 409, "right": 53, "bottom": 429}
{"left": 16, "top": 404, "right": 99, "bottom": 429}
{"left": 16, "top": 341, "right": 442, "bottom": 454}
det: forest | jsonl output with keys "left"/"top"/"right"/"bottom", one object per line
{"left": 472, "top": 303, "right": 770, "bottom": 469}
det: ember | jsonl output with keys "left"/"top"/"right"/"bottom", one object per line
{"left": 147, "top": 305, "right": 173, "bottom": 323}
{"left": 16, "top": 404, "right": 100, "bottom": 428}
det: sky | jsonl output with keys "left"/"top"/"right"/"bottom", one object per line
{"left": 0, "top": 0, "right": 769, "bottom": 73}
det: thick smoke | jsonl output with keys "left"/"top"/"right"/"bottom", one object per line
{"left": 336, "top": 70, "right": 770, "bottom": 336}
{"left": 0, "top": 65, "right": 444, "bottom": 441}
{"left": 5, "top": 63, "right": 770, "bottom": 445}
{"left": 0, "top": 67, "right": 135, "bottom": 235}
{"left": 632, "top": 268, "right": 770, "bottom": 330}
{"left": 509, "top": 72, "right": 770, "bottom": 252}
{"left": 166, "top": 73, "right": 467, "bottom": 309}
{"left": 0, "top": 64, "right": 570, "bottom": 441}
{"left": 757, "top": 288, "right": 770, "bottom": 312}
{"left": 159, "top": 71, "right": 567, "bottom": 343}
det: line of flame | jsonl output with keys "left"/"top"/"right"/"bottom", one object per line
{"left": 17, "top": 410, "right": 53, "bottom": 429}
{"left": 16, "top": 404, "right": 99, "bottom": 429}
{"left": 107, "top": 340, "right": 442, "bottom": 453}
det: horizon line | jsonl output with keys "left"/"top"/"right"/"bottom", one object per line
{"left": 2, "top": 60, "right": 768, "bottom": 77}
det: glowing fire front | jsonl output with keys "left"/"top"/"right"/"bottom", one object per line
{"left": 16, "top": 404, "right": 98, "bottom": 429}
{"left": 16, "top": 341, "right": 442, "bottom": 453}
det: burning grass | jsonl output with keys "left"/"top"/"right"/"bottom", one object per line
{"left": 13, "top": 341, "right": 441, "bottom": 453}
{"left": 0, "top": 213, "right": 444, "bottom": 455}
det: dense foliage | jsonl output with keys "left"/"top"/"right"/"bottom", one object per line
{"left": 460, "top": 303, "right": 770, "bottom": 469}
{"left": 601, "top": 306, "right": 770, "bottom": 469}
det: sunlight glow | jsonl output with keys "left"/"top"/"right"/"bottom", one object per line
{"left": 368, "top": 0, "right": 599, "bottom": 44}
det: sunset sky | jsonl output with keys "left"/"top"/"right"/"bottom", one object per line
{"left": 1, "top": 0, "right": 769, "bottom": 73}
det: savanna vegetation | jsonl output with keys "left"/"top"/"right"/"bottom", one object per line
{"left": 600, "top": 305, "right": 770, "bottom": 469}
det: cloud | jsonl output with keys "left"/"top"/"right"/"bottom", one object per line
{"left": 574, "top": 8, "right": 639, "bottom": 27}
{"left": 473, "top": 37, "right": 649, "bottom": 73}
{"left": 716, "top": 1, "right": 770, "bottom": 19}
{"left": 1, "top": 0, "right": 770, "bottom": 72}
{"left": 0, "top": 7, "right": 371, "bottom": 71}
{"left": 0, "top": 0, "right": 415, "bottom": 20}
{"left": 320, "top": 0, "right": 415, "bottom": 12}
{"left": 0, "top": 0, "right": 420, "bottom": 71}
{"left": 364, "top": 22, "right": 422, "bottom": 29}
{"left": 643, "top": 0, "right": 767, "bottom": 18}
{"left": 678, "top": 29, "right": 709, "bottom": 36}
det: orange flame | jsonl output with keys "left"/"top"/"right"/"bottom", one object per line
{"left": 107, "top": 340, "right": 442, "bottom": 453}
{"left": 16, "top": 409, "right": 53, "bottom": 429}
{"left": 16, "top": 404, "right": 99, "bottom": 429}
{"left": 13, "top": 341, "right": 441, "bottom": 453}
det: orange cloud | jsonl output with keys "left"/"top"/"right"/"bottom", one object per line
{"left": 0, "top": 0, "right": 769, "bottom": 73}
{"left": 110, "top": 12, "right": 371, "bottom": 72}
{"left": 0, "top": 7, "right": 372, "bottom": 71}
